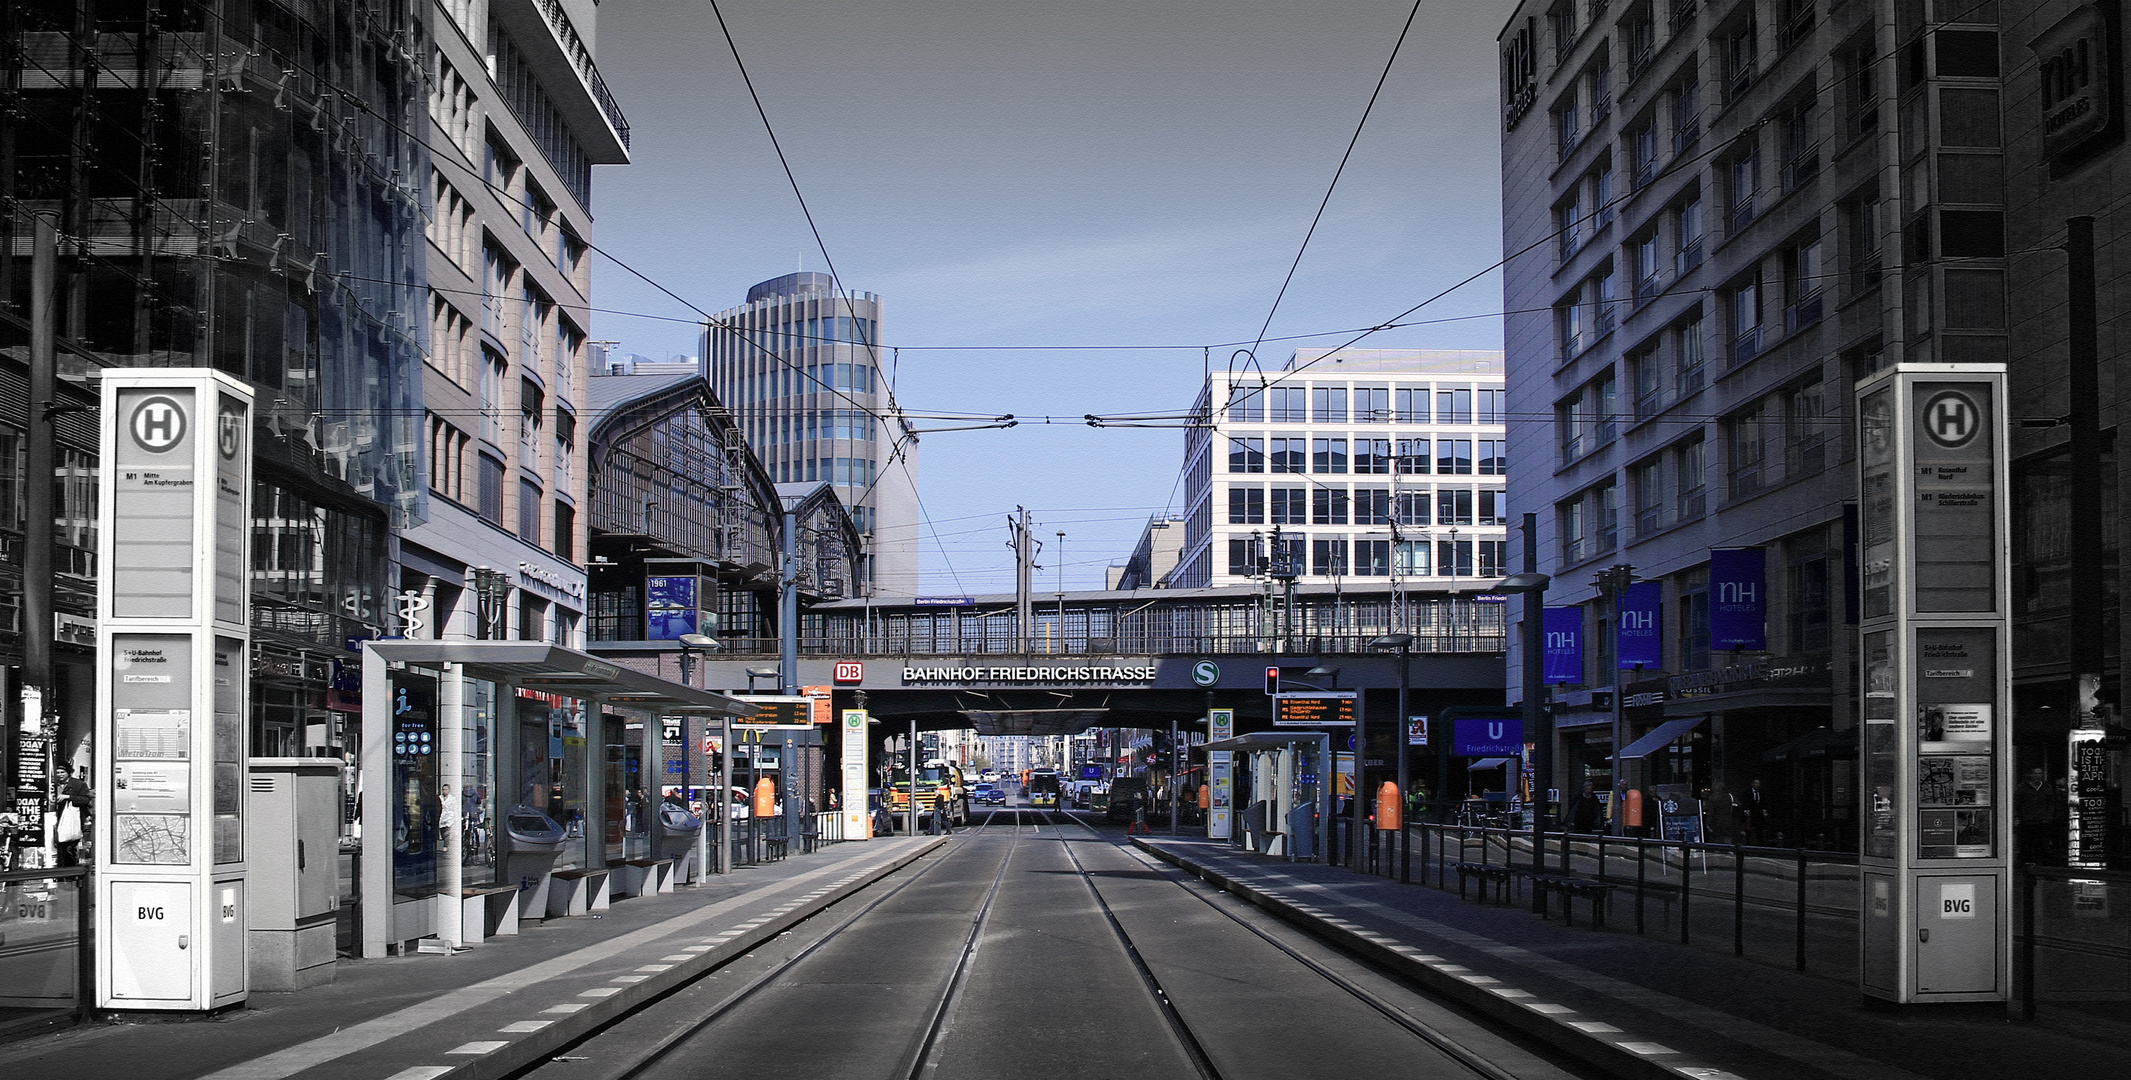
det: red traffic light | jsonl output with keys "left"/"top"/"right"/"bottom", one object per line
{"left": 1264, "top": 666, "right": 1280, "bottom": 696}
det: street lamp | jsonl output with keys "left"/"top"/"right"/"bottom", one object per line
{"left": 1370, "top": 632, "right": 1415, "bottom": 882}
{"left": 1592, "top": 563, "right": 1636, "bottom": 836}
{"left": 1499, "top": 534, "right": 1553, "bottom": 868}
{"left": 744, "top": 666, "right": 780, "bottom": 694}
{"left": 675, "top": 633, "right": 719, "bottom": 688}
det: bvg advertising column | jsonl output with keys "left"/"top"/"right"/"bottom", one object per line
{"left": 94, "top": 371, "right": 254, "bottom": 1011}
{"left": 1855, "top": 363, "right": 2010, "bottom": 1004}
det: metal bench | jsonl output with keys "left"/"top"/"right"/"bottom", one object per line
{"left": 1454, "top": 861, "right": 1528, "bottom": 904}
{"left": 1532, "top": 875, "right": 1617, "bottom": 927}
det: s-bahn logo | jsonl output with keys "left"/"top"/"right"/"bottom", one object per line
{"left": 1921, "top": 390, "right": 1981, "bottom": 448}
{"left": 129, "top": 396, "right": 187, "bottom": 453}
{"left": 1192, "top": 660, "right": 1220, "bottom": 687}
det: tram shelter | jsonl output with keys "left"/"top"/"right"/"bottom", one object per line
{"left": 359, "top": 642, "right": 756, "bottom": 957}
{"left": 1203, "top": 731, "right": 1332, "bottom": 861}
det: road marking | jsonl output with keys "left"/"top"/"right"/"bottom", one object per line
{"left": 612, "top": 975, "right": 649, "bottom": 984}
{"left": 1621, "top": 1042, "right": 1679, "bottom": 1055}
{"left": 383, "top": 1070, "right": 451, "bottom": 1080}
{"left": 499, "top": 1021, "right": 552, "bottom": 1033}
{"left": 1569, "top": 1022, "right": 1622, "bottom": 1033}
{"left": 659, "top": 953, "right": 694, "bottom": 961}
{"left": 543, "top": 1004, "right": 589, "bottom": 1014}
{"left": 446, "top": 1042, "right": 507, "bottom": 1055}
{"left": 1526, "top": 1003, "right": 1573, "bottom": 1015}
{"left": 580, "top": 988, "right": 621, "bottom": 998}
{"left": 634, "top": 965, "right": 673, "bottom": 973}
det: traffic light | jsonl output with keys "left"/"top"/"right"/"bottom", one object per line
{"left": 1264, "top": 666, "right": 1281, "bottom": 696}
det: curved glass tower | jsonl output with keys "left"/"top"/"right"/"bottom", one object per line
{"left": 703, "top": 273, "right": 919, "bottom": 594}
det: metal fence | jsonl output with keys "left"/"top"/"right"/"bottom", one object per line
{"left": 0, "top": 866, "right": 91, "bottom": 1028}
{"left": 1407, "top": 824, "right": 1861, "bottom": 976}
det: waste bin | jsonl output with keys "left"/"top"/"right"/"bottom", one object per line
{"left": 657, "top": 803, "right": 702, "bottom": 880}
{"left": 502, "top": 805, "right": 568, "bottom": 920}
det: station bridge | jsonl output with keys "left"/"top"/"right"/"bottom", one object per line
{"left": 595, "top": 582, "right": 1512, "bottom": 738}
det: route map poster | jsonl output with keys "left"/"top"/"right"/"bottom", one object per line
{"left": 110, "top": 634, "right": 194, "bottom": 865}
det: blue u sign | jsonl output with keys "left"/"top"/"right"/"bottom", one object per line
{"left": 1453, "top": 717, "right": 1525, "bottom": 757}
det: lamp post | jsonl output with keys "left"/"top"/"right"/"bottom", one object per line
{"left": 1592, "top": 563, "right": 1636, "bottom": 835}
{"left": 676, "top": 634, "right": 718, "bottom": 881}
{"left": 1501, "top": 523, "right": 1554, "bottom": 866}
{"left": 1370, "top": 633, "right": 1415, "bottom": 882}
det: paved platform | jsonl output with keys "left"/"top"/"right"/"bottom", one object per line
{"left": 1136, "top": 836, "right": 2127, "bottom": 1080}
{"left": 0, "top": 837, "right": 943, "bottom": 1080}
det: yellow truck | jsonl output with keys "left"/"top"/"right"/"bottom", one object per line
{"left": 888, "top": 759, "right": 969, "bottom": 828}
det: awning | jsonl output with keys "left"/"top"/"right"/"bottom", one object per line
{"left": 1467, "top": 757, "right": 1513, "bottom": 770}
{"left": 362, "top": 641, "right": 757, "bottom": 715}
{"left": 1619, "top": 716, "right": 1707, "bottom": 758}
{"left": 1204, "top": 731, "right": 1331, "bottom": 753}
{"left": 1762, "top": 725, "right": 1857, "bottom": 763}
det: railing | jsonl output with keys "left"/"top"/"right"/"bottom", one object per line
{"left": 1675, "top": 238, "right": 1705, "bottom": 275}
{"left": 530, "top": 0, "right": 632, "bottom": 149}
{"left": 1781, "top": 148, "right": 1821, "bottom": 191}
{"left": 1673, "top": 112, "right": 1702, "bottom": 155}
{"left": 1732, "top": 323, "right": 1764, "bottom": 364}
{"left": 1784, "top": 291, "right": 1824, "bottom": 333}
{"left": 1670, "top": 0, "right": 1699, "bottom": 35}
{"left": 0, "top": 866, "right": 92, "bottom": 1025}
{"left": 1411, "top": 825, "right": 1861, "bottom": 975}
{"left": 2020, "top": 864, "right": 2131, "bottom": 1022}
{"left": 1729, "top": 194, "right": 1757, "bottom": 235}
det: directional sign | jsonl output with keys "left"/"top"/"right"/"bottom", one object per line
{"left": 1452, "top": 717, "right": 1523, "bottom": 756}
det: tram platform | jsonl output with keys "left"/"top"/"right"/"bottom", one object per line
{"left": 1135, "top": 835, "right": 2129, "bottom": 1080}
{"left": 0, "top": 836, "right": 944, "bottom": 1080}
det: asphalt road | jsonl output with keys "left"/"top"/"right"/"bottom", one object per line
{"left": 535, "top": 808, "right": 1594, "bottom": 1080}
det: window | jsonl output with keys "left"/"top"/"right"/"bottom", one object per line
{"left": 1227, "top": 537, "right": 1263, "bottom": 577}
{"left": 1558, "top": 286, "right": 1587, "bottom": 356}
{"left": 1627, "top": 9, "right": 1656, "bottom": 77}
{"left": 1355, "top": 540, "right": 1391, "bottom": 576}
{"left": 1678, "top": 566, "right": 1711, "bottom": 670}
{"left": 1781, "top": 99, "right": 1820, "bottom": 191}
{"left": 1438, "top": 387, "right": 1473, "bottom": 424}
{"left": 478, "top": 454, "right": 505, "bottom": 524}
{"left": 1633, "top": 456, "right": 1667, "bottom": 536}
{"left": 1729, "top": 400, "right": 1771, "bottom": 497}
{"left": 1354, "top": 386, "right": 1390, "bottom": 423}
{"left": 1439, "top": 439, "right": 1474, "bottom": 474}
{"left": 1355, "top": 487, "right": 1392, "bottom": 525}
{"left": 1560, "top": 193, "right": 1586, "bottom": 259}
{"left": 1676, "top": 435, "right": 1708, "bottom": 520}
{"left": 1673, "top": 76, "right": 1702, "bottom": 153}
{"left": 1312, "top": 486, "right": 1351, "bottom": 525}
{"left": 1396, "top": 490, "right": 1430, "bottom": 526}
{"left": 1479, "top": 440, "right": 1507, "bottom": 475}
{"left": 1785, "top": 238, "right": 1825, "bottom": 331}
{"left": 1676, "top": 314, "right": 1707, "bottom": 393}
{"left": 1594, "top": 266, "right": 1620, "bottom": 335}
{"left": 1477, "top": 389, "right": 1505, "bottom": 423}
{"left": 1675, "top": 196, "right": 1705, "bottom": 273}
{"left": 428, "top": 415, "right": 468, "bottom": 502}
{"left": 519, "top": 479, "right": 543, "bottom": 542}
{"left": 1269, "top": 386, "right": 1307, "bottom": 422}
{"left": 1557, "top": 92, "right": 1582, "bottom": 158}
{"left": 1312, "top": 385, "right": 1348, "bottom": 422}
{"left": 1438, "top": 488, "right": 1475, "bottom": 526}
{"left": 1271, "top": 487, "right": 1308, "bottom": 524}
{"left": 1847, "top": 42, "right": 1881, "bottom": 137}
{"left": 1560, "top": 391, "right": 1589, "bottom": 462}
{"left": 1313, "top": 537, "right": 1349, "bottom": 576}
{"left": 1725, "top": 14, "right": 1759, "bottom": 103}
{"left": 1479, "top": 540, "right": 1508, "bottom": 577}
{"left": 1631, "top": 120, "right": 1659, "bottom": 186}
{"left": 1729, "top": 274, "right": 1763, "bottom": 364}
{"left": 1479, "top": 489, "right": 1508, "bottom": 526}
{"left": 1634, "top": 232, "right": 1662, "bottom": 301}
{"left": 1355, "top": 438, "right": 1392, "bottom": 474}
{"left": 1785, "top": 378, "right": 1828, "bottom": 476}
{"left": 1438, "top": 539, "right": 1475, "bottom": 577}
{"left": 1271, "top": 437, "right": 1307, "bottom": 473}
{"left": 1228, "top": 437, "right": 1265, "bottom": 473}
{"left": 1559, "top": 480, "right": 1618, "bottom": 562}
{"left": 1312, "top": 438, "right": 1348, "bottom": 473}
{"left": 1226, "top": 384, "right": 1264, "bottom": 422}
{"left": 1593, "top": 370, "right": 1619, "bottom": 444}
{"left": 1552, "top": 4, "right": 1578, "bottom": 51}
{"left": 1396, "top": 438, "right": 1430, "bottom": 473}
{"left": 1849, "top": 192, "right": 1884, "bottom": 294}
{"left": 1631, "top": 347, "right": 1664, "bottom": 416}
{"left": 479, "top": 350, "right": 507, "bottom": 443}
{"left": 1396, "top": 386, "right": 1431, "bottom": 422}
{"left": 1789, "top": 533, "right": 1831, "bottom": 651}
{"left": 1228, "top": 485, "right": 1265, "bottom": 524}
{"left": 1395, "top": 539, "right": 1432, "bottom": 575}
{"left": 1594, "top": 162, "right": 1616, "bottom": 231}
{"left": 1728, "top": 148, "right": 1760, "bottom": 232}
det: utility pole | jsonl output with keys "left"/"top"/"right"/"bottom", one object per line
{"left": 20, "top": 212, "right": 59, "bottom": 861}
{"left": 1011, "top": 507, "right": 1034, "bottom": 654}
{"left": 2067, "top": 217, "right": 2104, "bottom": 734}
{"left": 1594, "top": 563, "right": 1637, "bottom": 833}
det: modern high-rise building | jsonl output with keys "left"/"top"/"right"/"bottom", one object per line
{"left": 702, "top": 273, "right": 920, "bottom": 595}
{"left": 1169, "top": 349, "right": 1510, "bottom": 591}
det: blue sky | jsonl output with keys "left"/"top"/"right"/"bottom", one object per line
{"left": 592, "top": 1, "right": 1508, "bottom": 593}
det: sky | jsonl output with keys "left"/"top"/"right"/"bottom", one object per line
{"left": 592, "top": 0, "right": 1508, "bottom": 593}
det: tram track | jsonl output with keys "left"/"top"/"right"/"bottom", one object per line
{"left": 513, "top": 806, "right": 1579, "bottom": 1080}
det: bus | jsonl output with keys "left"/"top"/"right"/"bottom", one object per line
{"left": 888, "top": 759, "right": 969, "bottom": 828}
{"left": 1028, "top": 769, "right": 1062, "bottom": 809}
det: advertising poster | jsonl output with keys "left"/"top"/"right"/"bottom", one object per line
{"left": 1709, "top": 547, "right": 1768, "bottom": 650}
{"left": 645, "top": 576, "right": 698, "bottom": 640}
{"left": 1918, "top": 704, "right": 1992, "bottom": 754}
{"left": 1617, "top": 581, "right": 1664, "bottom": 669}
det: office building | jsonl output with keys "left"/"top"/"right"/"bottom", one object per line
{"left": 1169, "top": 349, "right": 1510, "bottom": 593}
{"left": 702, "top": 273, "right": 921, "bottom": 596}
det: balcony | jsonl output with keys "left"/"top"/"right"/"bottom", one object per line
{"left": 1731, "top": 324, "right": 1764, "bottom": 365}
{"left": 1781, "top": 148, "right": 1822, "bottom": 192}
{"left": 1726, "top": 59, "right": 1758, "bottom": 106}
{"left": 1670, "top": 0, "right": 1700, "bottom": 35}
{"left": 494, "top": 0, "right": 632, "bottom": 161}
{"left": 1634, "top": 154, "right": 1658, "bottom": 188}
{"left": 1634, "top": 272, "right": 1664, "bottom": 307}
{"left": 1784, "top": 291, "right": 1824, "bottom": 333}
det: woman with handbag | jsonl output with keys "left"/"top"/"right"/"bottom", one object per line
{"left": 54, "top": 763, "right": 91, "bottom": 866}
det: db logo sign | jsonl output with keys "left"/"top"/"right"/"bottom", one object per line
{"left": 130, "top": 395, "right": 188, "bottom": 453}
{"left": 833, "top": 661, "right": 864, "bottom": 683}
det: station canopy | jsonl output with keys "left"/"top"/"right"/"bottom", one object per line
{"left": 363, "top": 641, "right": 758, "bottom": 716}
{"left": 959, "top": 708, "right": 1111, "bottom": 736}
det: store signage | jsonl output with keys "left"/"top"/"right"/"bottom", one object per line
{"left": 518, "top": 559, "right": 585, "bottom": 600}
{"left": 1407, "top": 716, "right": 1429, "bottom": 746}
{"left": 900, "top": 663, "right": 1158, "bottom": 684}
{"left": 1542, "top": 607, "right": 1582, "bottom": 684}
{"left": 1500, "top": 15, "right": 1538, "bottom": 132}
{"left": 1453, "top": 717, "right": 1523, "bottom": 757}
{"left": 2031, "top": 3, "right": 2123, "bottom": 170}
{"left": 1710, "top": 548, "right": 1767, "bottom": 650}
{"left": 1667, "top": 652, "right": 1830, "bottom": 698}
{"left": 1273, "top": 693, "right": 1357, "bottom": 727}
{"left": 1617, "top": 581, "right": 1663, "bottom": 669}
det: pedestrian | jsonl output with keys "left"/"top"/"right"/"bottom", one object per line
{"left": 2014, "top": 766, "right": 2057, "bottom": 865}
{"left": 1702, "top": 786, "right": 1739, "bottom": 844}
{"left": 1741, "top": 778, "right": 1775, "bottom": 845}
{"left": 54, "top": 764, "right": 91, "bottom": 867}
{"left": 934, "top": 787, "right": 954, "bottom": 835}
{"left": 1567, "top": 781, "right": 1603, "bottom": 834}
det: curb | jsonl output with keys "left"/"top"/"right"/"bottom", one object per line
{"left": 424, "top": 837, "right": 948, "bottom": 1080}
{"left": 1132, "top": 838, "right": 1743, "bottom": 1080}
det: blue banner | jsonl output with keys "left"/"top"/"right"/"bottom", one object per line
{"left": 1542, "top": 607, "right": 1583, "bottom": 684}
{"left": 1618, "top": 580, "right": 1663, "bottom": 669}
{"left": 1453, "top": 717, "right": 1525, "bottom": 756}
{"left": 646, "top": 576, "right": 698, "bottom": 640}
{"left": 1710, "top": 547, "right": 1767, "bottom": 650}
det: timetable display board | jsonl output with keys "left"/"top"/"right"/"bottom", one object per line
{"left": 1272, "top": 693, "right": 1357, "bottom": 727}
{"left": 94, "top": 372, "right": 253, "bottom": 1011}
{"left": 1855, "top": 364, "right": 2010, "bottom": 1005}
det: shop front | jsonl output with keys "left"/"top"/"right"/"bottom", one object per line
{"left": 356, "top": 642, "right": 753, "bottom": 957}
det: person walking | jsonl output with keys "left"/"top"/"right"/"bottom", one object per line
{"left": 1741, "top": 778, "right": 1776, "bottom": 845}
{"left": 54, "top": 764, "right": 91, "bottom": 867}
{"left": 1567, "top": 782, "right": 1604, "bottom": 834}
{"left": 2014, "top": 766, "right": 2058, "bottom": 865}
{"left": 934, "top": 787, "right": 954, "bottom": 835}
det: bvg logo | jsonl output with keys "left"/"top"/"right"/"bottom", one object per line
{"left": 833, "top": 660, "right": 864, "bottom": 683}
{"left": 1921, "top": 390, "right": 1981, "bottom": 449}
{"left": 130, "top": 395, "right": 187, "bottom": 453}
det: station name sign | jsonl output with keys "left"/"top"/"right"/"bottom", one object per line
{"left": 901, "top": 664, "right": 1158, "bottom": 684}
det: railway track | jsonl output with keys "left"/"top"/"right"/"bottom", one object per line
{"left": 514, "top": 809, "right": 1587, "bottom": 1080}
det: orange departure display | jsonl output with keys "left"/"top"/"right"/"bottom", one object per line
{"left": 1272, "top": 693, "right": 1357, "bottom": 726}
